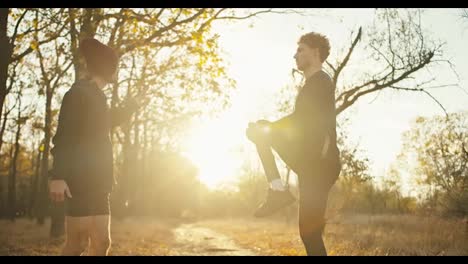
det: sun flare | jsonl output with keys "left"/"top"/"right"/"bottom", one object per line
{"left": 182, "top": 111, "right": 248, "bottom": 190}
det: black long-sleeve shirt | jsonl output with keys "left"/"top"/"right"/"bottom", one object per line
{"left": 49, "top": 79, "right": 138, "bottom": 195}
{"left": 272, "top": 70, "right": 340, "bottom": 168}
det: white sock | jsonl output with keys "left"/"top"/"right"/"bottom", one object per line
{"left": 270, "top": 179, "right": 286, "bottom": 191}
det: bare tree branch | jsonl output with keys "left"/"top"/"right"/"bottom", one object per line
{"left": 462, "top": 8, "right": 468, "bottom": 19}
{"left": 11, "top": 9, "right": 29, "bottom": 42}
{"left": 336, "top": 48, "right": 435, "bottom": 115}
{"left": 11, "top": 20, "right": 68, "bottom": 63}
{"left": 331, "top": 27, "right": 362, "bottom": 86}
{"left": 121, "top": 9, "right": 206, "bottom": 53}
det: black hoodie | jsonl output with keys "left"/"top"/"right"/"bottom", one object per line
{"left": 49, "top": 79, "right": 138, "bottom": 195}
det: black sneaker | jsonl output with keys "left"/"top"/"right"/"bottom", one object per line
{"left": 254, "top": 188, "right": 296, "bottom": 218}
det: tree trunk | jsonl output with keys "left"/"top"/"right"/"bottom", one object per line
{"left": 28, "top": 148, "right": 41, "bottom": 218}
{"left": 0, "top": 8, "right": 11, "bottom": 156}
{"left": 44, "top": 88, "right": 65, "bottom": 238}
{"left": 7, "top": 96, "right": 22, "bottom": 221}
{"left": 36, "top": 90, "right": 53, "bottom": 226}
{"left": 29, "top": 146, "right": 42, "bottom": 216}
{"left": 0, "top": 102, "right": 8, "bottom": 159}
{"left": 6, "top": 141, "right": 14, "bottom": 220}
{"left": 132, "top": 117, "right": 141, "bottom": 215}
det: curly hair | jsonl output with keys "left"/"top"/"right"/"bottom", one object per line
{"left": 298, "top": 32, "right": 331, "bottom": 63}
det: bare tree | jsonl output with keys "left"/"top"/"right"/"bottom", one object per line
{"left": 462, "top": 8, "right": 468, "bottom": 19}
{"left": 0, "top": 9, "right": 66, "bottom": 155}
{"left": 31, "top": 10, "right": 73, "bottom": 236}
{"left": 7, "top": 90, "right": 29, "bottom": 221}
{"left": 323, "top": 9, "right": 457, "bottom": 117}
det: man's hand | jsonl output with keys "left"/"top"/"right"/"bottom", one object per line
{"left": 49, "top": 179, "right": 72, "bottom": 203}
{"left": 246, "top": 120, "right": 272, "bottom": 143}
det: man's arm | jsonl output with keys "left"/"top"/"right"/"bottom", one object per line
{"left": 296, "top": 75, "right": 336, "bottom": 159}
{"left": 49, "top": 90, "right": 80, "bottom": 181}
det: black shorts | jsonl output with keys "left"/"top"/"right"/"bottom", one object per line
{"left": 65, "top": 192, "right": 110, "bottom": 217}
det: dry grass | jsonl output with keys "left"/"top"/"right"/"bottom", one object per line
{"left": 198, "top": 214, "right": 468, "bottom": 256}
{"left": 1, "top": 214, "right": 467, "bottom": 256}
{"left": 1, "top": 218, "right": 62, "bottom": 255}
{"left": 107, "top": 217, "right": 182, "bottom": 255}
{"left": 0, "top": 217, "right": 183, "bottom": 256}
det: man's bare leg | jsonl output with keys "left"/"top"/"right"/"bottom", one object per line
{"left": 61, "top": 216, "right": 90, "bottom": 256}
{"left": 88, "top": 215, "right": 111, "bottom": 256}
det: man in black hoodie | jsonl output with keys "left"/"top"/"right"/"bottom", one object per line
{"left": 246, "top": 32, "right": 341, "bottom": 256}
{"left": 49, "top": 38, "right": 146, "bottom": 256}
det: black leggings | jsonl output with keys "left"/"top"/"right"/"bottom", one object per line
{"left": 254, "top": 127, "right": 338, "bottom": 256}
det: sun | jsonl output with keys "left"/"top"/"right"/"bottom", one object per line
{"left": 182, "top": 107, "right": 251, "bottom": 190}
{"left": 181, "top": 73, "right": 283, "bottom": 190}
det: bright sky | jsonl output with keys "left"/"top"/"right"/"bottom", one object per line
{"left": 185, "top": 8, "right": 468, "bottom": 192}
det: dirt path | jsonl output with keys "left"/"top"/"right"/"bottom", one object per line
{"left": 172, "top": 223, "right": 257, "bottom": 256}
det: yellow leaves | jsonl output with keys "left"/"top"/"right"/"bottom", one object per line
{"left": 9, "top": 9, "right": 19, "bottom": 20}
{"left": 216, "top": 67, "right": 225, "bottom": 78}
{"left": 15, "top": 33, "right": 24, "bottom": 42}
{"left": 122, "top": 8, "right": 131, "bottom": 17}
{"left": 419, "top": 159, "right": 427, "bottom": 168}
{"left": 191, "top": 32, "right": 203, "bottom": 44}
{"left": 415, "top": 116, "right": 425, "bottom": 124}
{"left": 181, "top": 8, "right": 191, "bottom": 16}
{"left": 33, "top": 18, "right": 38, "bottom": 29}
{"left": 30, "top": 40, "right": 38, "bottom": 51}
{"left": 201, "top": 10, "right": 209, "bottom": 19}
{"left": 206, "top": 40, "right": 213, "bottom": 49}
{"left": 424, "top": 141, "right": 431, "bottom": 148}
{"left": 197, "top": 56, "right": 206, "bottom": 69}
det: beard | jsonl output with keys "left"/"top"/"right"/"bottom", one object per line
{"left": 296, "top": 60, "right": 310, "bottom": 72}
